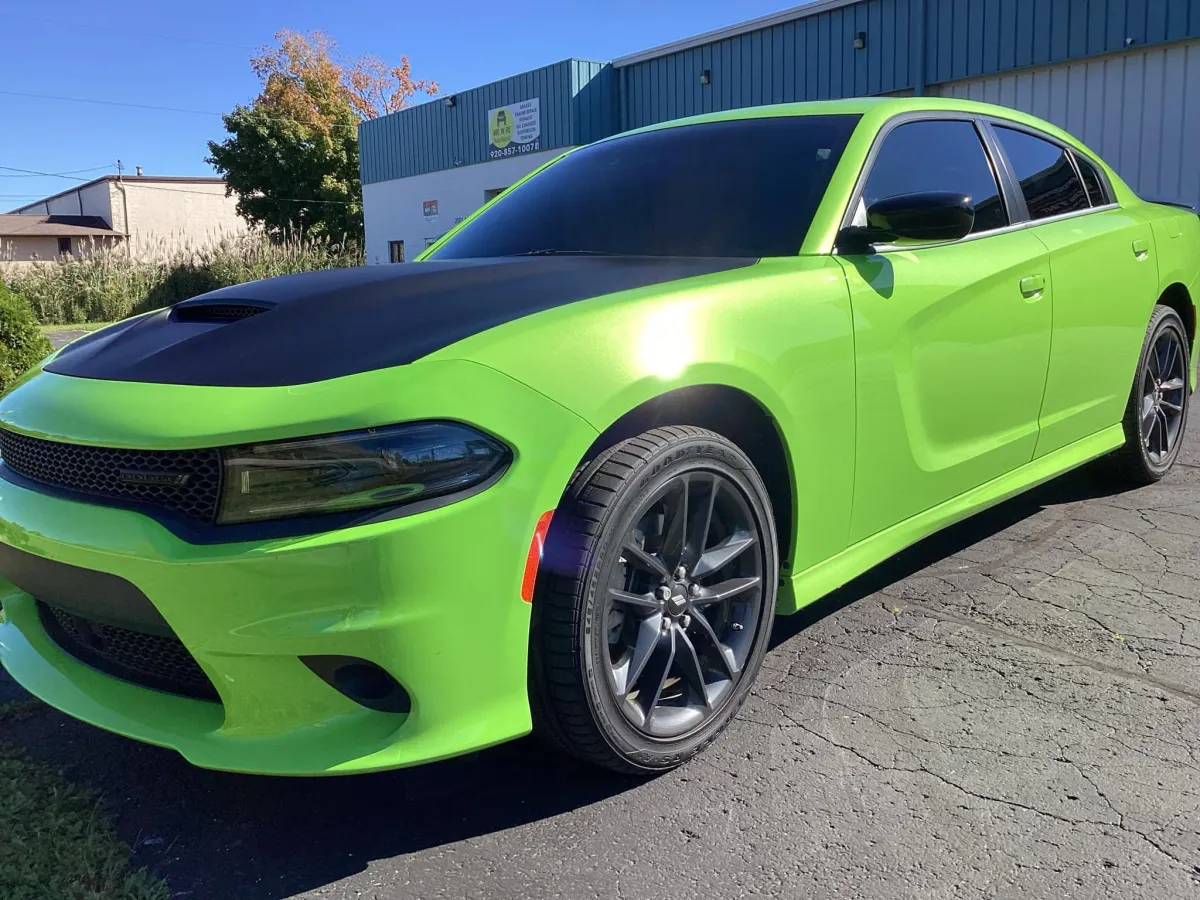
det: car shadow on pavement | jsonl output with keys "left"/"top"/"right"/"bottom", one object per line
{"left": 0, "top": 689, "right": 641, "bottom": 899}
{"left": 0, "top": 463, "right": 1133, "bottom": 900}
{"left": 769, "top": 463, "right": 1132, "bottom": 649}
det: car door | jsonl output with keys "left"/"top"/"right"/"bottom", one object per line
{"left": 835, "top": 117, "right": 1054, "bottom": 544}
{"left": 987, "top": 125, "right": 1160, "bottom": 458}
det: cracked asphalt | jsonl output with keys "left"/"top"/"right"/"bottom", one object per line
{"left": 4, "top": 431, "right": 1200, "bottom": 898}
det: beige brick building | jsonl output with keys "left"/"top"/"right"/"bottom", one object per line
{"left": 3, "top": 175, "right": 248, "bottom": 265}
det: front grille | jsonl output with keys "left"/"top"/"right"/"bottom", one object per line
{"left": 38, "top": 601, "right": 219, "bottom": 702}
{"left": 0, "top": 429, "right": 221, "bottom": 523}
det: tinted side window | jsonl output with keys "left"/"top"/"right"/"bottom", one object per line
{"left": 1074, "top": 152, "right": 1111, "bottom": 206}
{"left": 863, "top": 120, "right": 1007, "bottom": 234}
{"left": 995, "top": 126, "right": 1090, "bottom": 219}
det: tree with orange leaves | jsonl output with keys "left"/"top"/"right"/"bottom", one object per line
{"left": 207, "top": 30, "right": 437, "bottom": 241}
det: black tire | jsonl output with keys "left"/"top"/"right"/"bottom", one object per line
{"left": 1108, "top": 304, "right": 1191, "bottom": 484}
{"left": 529, "top": 426, "right": 778, "bottom": 774}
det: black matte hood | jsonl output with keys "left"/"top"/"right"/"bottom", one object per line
{"left": 45, "top": 256, "right": 753, "bottom": 388}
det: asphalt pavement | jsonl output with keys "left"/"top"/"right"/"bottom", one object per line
{"left": 3, "top": 429, "right": 1200, "bottom": 899}
{"left": 44, "top": 330, "right": 90, "bottom": 350}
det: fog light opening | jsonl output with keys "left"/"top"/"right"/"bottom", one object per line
{"left": 300, "top": 655, "right": 412, "bottom": 715}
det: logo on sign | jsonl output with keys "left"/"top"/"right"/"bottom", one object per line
{"left": 423, "top": 200, "right": 439, "bottom": 222}
{"left": 487, "top": 98, "right": 541, "bottom": 160}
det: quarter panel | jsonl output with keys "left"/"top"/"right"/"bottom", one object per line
{"left": 1139, "top": 202, "right": 1200, "bottom": 388}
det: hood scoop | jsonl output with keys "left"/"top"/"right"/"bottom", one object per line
{"left": 170, "top": 299, "right": 274, "bottom": 323}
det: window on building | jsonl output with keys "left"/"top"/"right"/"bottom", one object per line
{"left": 862, "top": 120, "right": 1007, "bottom": 235}
{"left": 389, "top": 240, "right": 405, "bottom": 263}
{"left": 1073, "top": 152, "right": 1111, "bottom": 207}
{"left": 484, "top": 188, "right": 507, "bottom": 203}
{"left": 994, "top": 126, "right": 1090, "bottom": 220}
{"left": 430, "top": 115, "right": 861, "bottom": 259}
{"left": 57, "top": 237, "right": 72, "bottom": 256}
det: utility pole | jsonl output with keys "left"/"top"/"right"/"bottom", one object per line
{"left": 114, "top": 159, "right": 131, "bottom": 256}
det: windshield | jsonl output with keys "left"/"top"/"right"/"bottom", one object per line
{"left": 429, "top": 114, "right": 861, "bottom": 259}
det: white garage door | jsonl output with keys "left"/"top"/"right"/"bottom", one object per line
{"left": 931, "top": 39, "right": 1200, "bottom": 210}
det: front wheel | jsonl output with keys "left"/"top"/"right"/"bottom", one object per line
{"left": 1109, "top": 304, "right": 1191, "bottom": 484}
{"left": 530, "top": 426, "right": 778, "bottom": 774}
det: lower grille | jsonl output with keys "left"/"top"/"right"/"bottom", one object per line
{"left": 38, "top": 601, "right": 220, "bottom": 702}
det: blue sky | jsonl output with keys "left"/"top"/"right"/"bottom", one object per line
{"left": 0, "top": 0, "right": 793, "bottom": 210}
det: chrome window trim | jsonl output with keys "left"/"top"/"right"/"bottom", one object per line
{"left": 863, "top": 202, "right": 1120, "bottom": 254}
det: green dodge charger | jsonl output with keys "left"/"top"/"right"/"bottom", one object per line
{"left": 1, "top": 98, "right": 1197, "bottom": 775}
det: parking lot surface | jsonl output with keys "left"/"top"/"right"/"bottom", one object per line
{"left": 3, "top": 431, "right": 1200, "bottom": 899}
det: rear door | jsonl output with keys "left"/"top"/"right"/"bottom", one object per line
{"left": 836, "top": 117, "right": 1054, "bottom": 543}
{"left": 988, "top": 125, "right": 1159, "bottom": 457}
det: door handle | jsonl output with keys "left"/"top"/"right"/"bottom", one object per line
{"left": 1020, "top": 274, "right": 1045, "bottom": 298}
{"left": 1133, "top": 238, "right": 1150, "bottom": 259}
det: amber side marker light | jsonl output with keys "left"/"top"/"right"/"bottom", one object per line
{"left": 521, "top": 510, "right": 555, "bottom": 602}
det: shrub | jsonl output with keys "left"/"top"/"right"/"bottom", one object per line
{"left": 4, "top": 232, "right": 363, "bottom": 325}
{"left": 0, "top": 285, "right": 52, "bottom": 392}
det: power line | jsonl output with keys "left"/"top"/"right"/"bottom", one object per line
{"left": 0, "top": 166, "right": 353, "bottom": 206}
{"left": 0, "top": 164, "right": 113, "bottom": 179}
{"left": 0, "top": 89, "right": 362, "bottom": 130}
{"left": 0, "top": 165, "right": 97, "bottom": 182}
{"left": 128, "top": 182, "right": 355, "bottom": 204}
{"left": 8, "top": 13, "right": 255, "bottom": 50}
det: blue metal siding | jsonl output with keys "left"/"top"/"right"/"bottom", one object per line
{"left": 924, "top": 0, "right": 1200, "bottom": 80}
{"left": 621, "top": 0, "right": 924, "bottom": 129}
{"left": 359, "top": 58, "right": 609, "bottom": 184}
{"left": 618, "top": 0, "right": 1200, "bottom": 130}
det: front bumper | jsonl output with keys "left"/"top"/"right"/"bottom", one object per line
{"left": 0, "top": 360, "right": 597, "bottom": 774}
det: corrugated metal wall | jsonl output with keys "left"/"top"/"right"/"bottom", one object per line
{"left": 925, "top": 0, "right": 1200, "bottom": 84}
{"left": 621, "top": 0, "right": 920, "bottom": 129}
{"left": 620, "top": 0, "right": 1200, "bottom": 130}
{"left": 571, "top": 59, "right": 615, "bottom": 145}
{"left": 932, "top": 39, "right": 1200, "bottom": 207}
{"left": 360, "top": 59, "right": 611, "bottom": 184}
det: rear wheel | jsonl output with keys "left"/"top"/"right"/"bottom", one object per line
{"left": 1109, "top": 304, "right": 1190, "bottom": 484}
{"left": 530, "top": 426, "right": 778, "bottom": 774}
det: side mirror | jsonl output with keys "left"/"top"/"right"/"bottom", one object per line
{"left": 837, "top": 191, "right": 976, "bottom": 254}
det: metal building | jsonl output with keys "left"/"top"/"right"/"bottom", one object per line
{"left": 360, "top": 0, "right": 1200, "bottom": 264}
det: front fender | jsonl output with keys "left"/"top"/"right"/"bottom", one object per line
{"left": 439, "top": 256, "right": 857, "bottom": 580}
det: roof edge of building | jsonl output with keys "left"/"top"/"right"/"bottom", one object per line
{"left": 368, "top": 57, "right": 609, "bottom": 124}
{"left": 613, "top": 0, "right": 858, "bottom": 67}
{"left": 9, "top": 175, "right": 227, "bottom": 215}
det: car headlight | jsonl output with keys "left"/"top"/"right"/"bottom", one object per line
{"left": 218, "top": 422, "right": 511, "bottom": 525}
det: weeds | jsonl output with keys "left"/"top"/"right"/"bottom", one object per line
{"left": 5, "top": 232, "right": 363, "bottom": 325}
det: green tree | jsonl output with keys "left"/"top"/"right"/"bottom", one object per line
{"left": 207, "top": 31, "right": 437, "bottom": 241}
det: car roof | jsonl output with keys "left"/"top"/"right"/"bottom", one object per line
{"left": 610, "top": 96, "right": 1082, "bottom": 151}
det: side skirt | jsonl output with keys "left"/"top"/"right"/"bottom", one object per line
{"left": 777, "top": 424, "right": 1126, "bottom": 615}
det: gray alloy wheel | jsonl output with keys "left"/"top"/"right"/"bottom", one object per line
{"left": 602, "top": 469, "right": 766, "bottom": 739}
{"left": 1110, "top": 304, "right": 1191, "bottom": 484}
{"left": 529, "top": 426, "right": 778, "bottom": 774}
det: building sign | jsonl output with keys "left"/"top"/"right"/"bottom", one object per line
{"left": 423, "top": 199, "right": 439, "bottom": 221}
{"left": 488, "top": 98, "right": 541, "bottom": 160}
